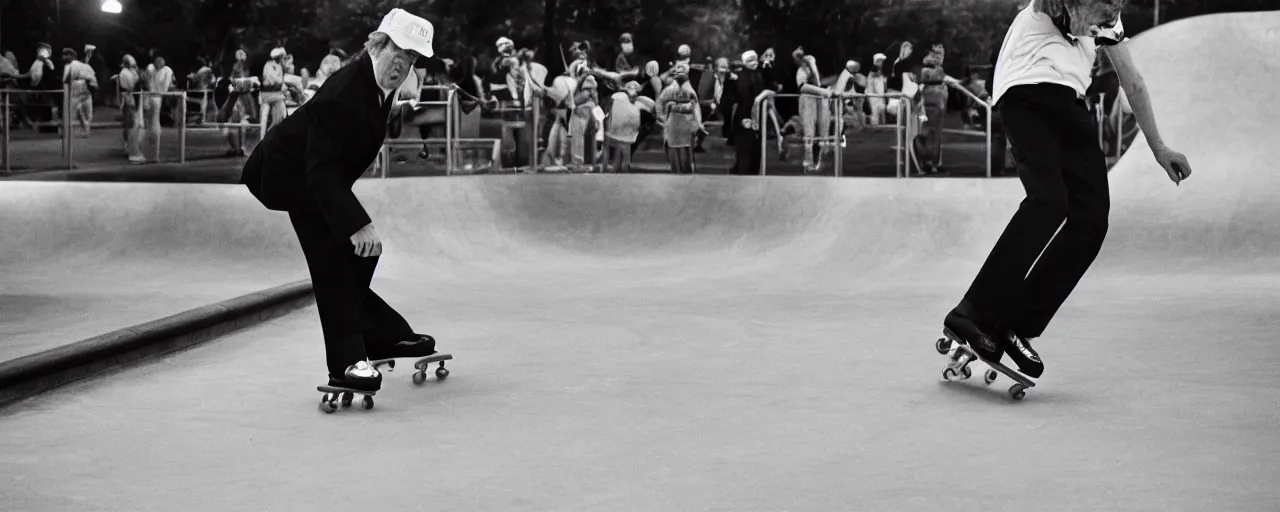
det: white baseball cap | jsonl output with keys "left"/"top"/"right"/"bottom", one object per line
{"left": 377, "top": 8, "right": 435, "bottom": 58}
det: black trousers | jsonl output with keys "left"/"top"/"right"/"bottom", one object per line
{"left": 964, "top": 84, "right": 1110, "bottom": 338}
{"left": 731, "top": 129, "right": 761, "bottom": 175}
{"left": 289, "top": 212, "right": 415, "bottom": 376}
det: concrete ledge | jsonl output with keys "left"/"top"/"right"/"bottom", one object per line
{"left": 0, "top": 280, "right": 314, "bottom": 409}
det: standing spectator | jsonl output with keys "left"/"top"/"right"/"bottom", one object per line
{"left": 16, "top": 43, "right": 58, "bottom": 130}
{"left": 628, "top": 60, "right": 664, "bottom": 157}
{"left": 83, "top": 45, "right": 109, "bottom": 106}
{"left": 603, "top": 81, "right": 651, "bottom": 173}
{"left": 724, "top": 50, "right": 768, "bottom": 175}
{"left": 188, "top": 56, "right": 216, "bottom": 123}
{"left": 231, "top": 48, "right": 258, "bottom": 122}
{"left": 758, "top": 48, "right": 788, "bottom": 160}
{"left": 116, "top": 54, "right": 145, "bottom": 164}
{"left": 538, "top": 74, "right": 578, "bottom": 168}
{"left": 260, "top": 47, "right": 288, "bottom": 132}
{"left": 913, "top": 45, "right": 949, "bottom": 174}
{"left": 866, "top": 53, "right": 888, "bottom": 125}
{"left": 143, "top": 54, "right": 174, "bottom": 160}
{"left": 695, "top": 56, "right": 729, "bottom": 154}
{"left": 656, "top": 63, "right": 700, "bottom": 174}
{"left": 615, "top": 33, "right": 638, "bottom": 74}
{"left": 569, "top": 71, "right": 599, "bottom": 169}
{"left": 0, "top": 47, "right": 18, "bottom": 85}
{"left": 61, "top": 48, "right": 98, "bottom": 138}
{"left": 793, "top": 47, "right": 830, "bottom": 173}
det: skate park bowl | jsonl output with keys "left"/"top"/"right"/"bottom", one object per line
{"left": 1, "top": 11, "right": 1279, "bottom": 511}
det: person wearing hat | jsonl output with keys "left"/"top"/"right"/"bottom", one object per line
{"left": 61, "top": 47, "right": 98, "bottom": 138}
{"left": 866, "top": 53, "right": 889, "bottom": 125}
{"left": 239, "top": 8, "right": 441, "bottom": 394}
{"left": 260, "top": 47, "right": 289, "bottom": 132}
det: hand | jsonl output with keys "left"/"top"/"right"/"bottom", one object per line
{"left": 1153, "top": 145, "right": 1192, "bottom": 185}
{"left": 350, "top": 224, "right": 382, "bottom": 258}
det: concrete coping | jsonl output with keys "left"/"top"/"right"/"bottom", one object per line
{"left": 0, "top": 280, "right": 314, "bottom": 409}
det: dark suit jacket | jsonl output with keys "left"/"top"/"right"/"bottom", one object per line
{"left": 721, "top": 69, "right": 766, "bottom": 140}
{"left": 240, "top": 53, "right": 395, "bottom": 239}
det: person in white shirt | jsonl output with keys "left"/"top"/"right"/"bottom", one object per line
{"left": 143, "top": 55, "right": 174, "bottom": 161}
{"left": 61, "top": 48, "right": 97, "bottom": 137}
{"left": 261, "top": 47, "right": 289, "bottom": 132}
{"left": 943, "top": 0, "right": 1192, "bottom": 379}
{"left": 115, "top": 54, "right": 145, "bottom": 163}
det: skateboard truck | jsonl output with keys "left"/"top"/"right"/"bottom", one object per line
{"left": 936, "top": 330, "right": 1035, "bottom": 401}
{"left": 371, "top": 353, "right": 453, "bottom": 385}
{"left": 317, "top": 386, "right": 375, "bottom": 414}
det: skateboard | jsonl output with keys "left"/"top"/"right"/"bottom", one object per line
{"left": 317, "top": 386, "right": 376, "bottom": 413}
{"left": 370, "top": 353, "right": 453, "bottom": 385}
{"left": 935, "top": 328, "right": 1035, "bottom": 400}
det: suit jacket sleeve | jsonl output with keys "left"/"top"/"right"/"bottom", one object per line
{"left": 305, "top": 100, "right": 373, "bottom": 239}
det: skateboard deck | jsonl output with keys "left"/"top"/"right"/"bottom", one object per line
{"left": 936, "top": 329, "right": 1035, "bottom": 400}
{"left": 370, "top": 353, "right": 453, "bottom": 385}
{"left": 317, "top": 385, "right": 377, "bottom": 413}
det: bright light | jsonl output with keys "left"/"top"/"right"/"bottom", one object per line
{"left": 101, "top": 0, "right": 122, "bottom": 13}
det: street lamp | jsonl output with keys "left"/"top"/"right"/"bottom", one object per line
{"left": 101, "top": 0, "right": 121, "bottom": 13}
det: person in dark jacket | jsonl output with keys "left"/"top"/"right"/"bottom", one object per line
{"left": 239, "top": 8, "right": 440, "bottom": 393}
{"left": 722, "top": 50, "right": 768, "bottom": 175}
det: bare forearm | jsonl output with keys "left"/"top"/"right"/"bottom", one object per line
{"left": 1121, "top": 78, "right": 1165, "bottom": 152}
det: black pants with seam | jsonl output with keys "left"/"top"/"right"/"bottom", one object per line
{"left": 289, "top": 211, "right": 415, "bottom": 377}
{"left": 964, "top": 83, "right": 1110, "bottom": 339}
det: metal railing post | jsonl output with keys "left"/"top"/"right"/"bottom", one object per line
{"left": 63, "top": 85, "right": 72, "bottom": 169}
{"left": 179, "top": 93, "right": 187, "bottom": 163}
{"left": 2, "top": 90, "right": 9, "bottom": 173}
{"left": 834, "top": 98, "right": 844, "bottom": 178}
{"left": 758, "top": 95, "right": 769, "bottom": 176}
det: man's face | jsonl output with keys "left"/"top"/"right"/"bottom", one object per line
{"left": 155, "top": 57, "right": 165, "bottom": 69}
{"left": 373, "top": 41, "right": 420, "bottom": 90}
{"left": 236, "top": 50, "right": 246, "bottom": 61}
{"left": 715, "top": 58, "right": 729, "bottom": 75}
{"left": 761, "top": 49, "right": 775, "bottom": 64}
{"left": 743, "top": 55, "right": 758, "bottom": 70}
{"left": 1070, "top": 1, "right": 1124, "bottom": 36}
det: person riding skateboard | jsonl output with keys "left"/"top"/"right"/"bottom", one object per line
{"left": 944, "top": 0, "right": 1192, "bottom": 378}
{"left": 240, "top": 9, "right": 442, "bottom": 393}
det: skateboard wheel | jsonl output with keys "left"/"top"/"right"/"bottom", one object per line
{"left": 362, "top": 395, "right": 374, "bottom": 410}
{"left": 935, "top": 338, "right": 951, "bottom": 355}
{"left": 961, "top": 366, "right": 972, "bottom": 380}
{"left": 341, "top": 391, "right": 354, "bottom": 408}
{"left": 435, "top": 367, "right": 449, "bottom": 379}
{"left": 1009, "top": 384, "right": 1026, "bottom": 400}
{"left": 412, "top": 371, "right": 426, "bottom": 385}
{"left": 984, "top": 369, "right": 999, "bottom": 385}
{"left": 320, "top": 398, "right": 337, "bottom": 414}
{"left": 942, "top": 368, "right": 956, "bottom": 381}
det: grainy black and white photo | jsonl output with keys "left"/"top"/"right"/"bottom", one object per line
{"left": 0, "top": 0, "right": 1277, "bottom": 509}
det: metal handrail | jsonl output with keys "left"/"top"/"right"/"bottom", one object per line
{"left": 946, "top": 82, "right": 993, "bottom": 178}
{"left": 1, "top": 87, "right": 70, "bottom": 172}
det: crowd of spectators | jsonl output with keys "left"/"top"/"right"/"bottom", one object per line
{"left": 3, "top": 28, "right": 1113, "bottom": 174}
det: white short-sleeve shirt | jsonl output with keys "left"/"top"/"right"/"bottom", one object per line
{"left": 991, "top": 0, "right": 1129, "bottom": 105}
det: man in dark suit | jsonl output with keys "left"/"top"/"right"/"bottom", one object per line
{"left": 239, "top": 8, "right": 439, "bottom": 393}
{"left": 722, "top": 50, "right": 768, "bottom": 175}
